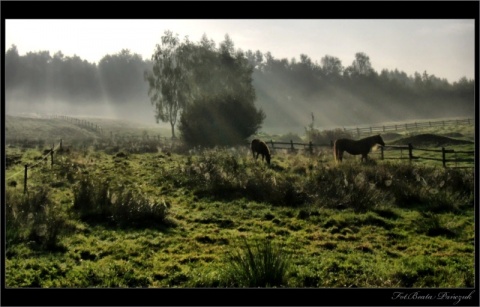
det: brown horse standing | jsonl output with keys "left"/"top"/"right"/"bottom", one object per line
{"left": 251, "top": 139, "right": 271, "bottom": 164}
{"left": 333, "top": 134, "right": 385, "bottom": 163}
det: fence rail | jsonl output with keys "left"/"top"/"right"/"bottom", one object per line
{"left": 262, "top": 139, "right": 474, "bottom": 168}
{"left": 379, "top": 144, "right": 474, "bottom": 168}
{"left": 6, "top": 139, "right": 64, "bottom": 193}
{"left": 343, "top": 118, "right": 473, "bottom": 138}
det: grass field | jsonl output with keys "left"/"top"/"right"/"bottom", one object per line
{"left": 4, "top": 115, "right": 476, "bottom": 288}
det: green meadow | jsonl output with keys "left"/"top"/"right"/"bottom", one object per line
{"left": 4, "top": 116, "right": 475, "bottom": 288}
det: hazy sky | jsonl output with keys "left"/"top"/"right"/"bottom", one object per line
{"left": 5, "top": 19, "right": 475, "bottom": 83}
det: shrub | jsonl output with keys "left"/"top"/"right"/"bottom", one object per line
{"left": 72, "top": 175, "right": 170, "bottom": 227}
{"left": 305, "top": 127, "right": 353, "bottom": 145}
{"left": 6, "top": 187, "right": 69, "bottom": 250}
{"left": 178, "top": 94, "right": 265, "bottom": 147}
{"left": 73, "top": 176, "right": 111, "bottom": 221}
{"left": 222, "top": 237, "right": 291, "bottom": 287}
{"left": 109, "top": 188, "right": 170, "bottom": 227}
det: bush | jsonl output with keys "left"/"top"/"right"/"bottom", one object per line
{"left": 6, "top": 187, "right": 69, "bottom": 250}
{"left": 73, "top": 176, "right": 111, "bottom": 221}
{"left": 178, "top": 94, "right": 265, "bottom": 147}
{"left": 72, "top": 175, "right": 170, "bottom": 227}
{"left": 178, "top": 148, "right": 308, "bottom": 206}
{"left": 305, "top": 127, "right": 353, "bottom": 145}
{"left": 222, "top": 237, "right": 291, "bottom": 287}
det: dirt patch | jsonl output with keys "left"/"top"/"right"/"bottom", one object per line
{"left": 391, "top": 134, "right": 473, "bottom": 147}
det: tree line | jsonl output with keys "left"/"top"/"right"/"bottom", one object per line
{"left": 5, "top": 33, "right": 475, "bottom": 144}
{"left": 5, "top": 46, "right": 152, "bottom": 105}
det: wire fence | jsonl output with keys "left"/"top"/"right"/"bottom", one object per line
{"left": 6, "top": 140, "right": 63, "bottom": 193}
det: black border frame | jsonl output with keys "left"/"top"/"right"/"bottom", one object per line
{"left": 1, "top": 1, "right": 479, "bottom": 306}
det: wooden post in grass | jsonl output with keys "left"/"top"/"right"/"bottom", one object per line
{"left": 309, "top": 141, "right": 313, "bottom": 154}
{"left": 24, "top": 164, "right": 28, "bottom": 194}
{"left": 290, "top": 140, "right": 294, "bottom": 152}
{"left": 408, "top": 143, "right": 413, "bottom": 161}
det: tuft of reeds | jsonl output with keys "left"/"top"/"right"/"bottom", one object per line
{"left": 222, "top": 237, "right": 291, "bottom": 287}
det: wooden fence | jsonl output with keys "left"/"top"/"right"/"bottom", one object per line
{"left": 344, "top": 118, "right": 473, "bottom": 138}
{"left": 6, "top": 139, "right": 64, "bottom": 194}
{"left": 265, "top": 139, "right": 331, "bottom": 154}
{"left": 379, "top": 144, "right": 475, "bottom": 168}
{"left": 51, "top": 114, "right": 103, "bottom": 134}
{"left": 263, "top": 139, "right": 474, "bottom": 168}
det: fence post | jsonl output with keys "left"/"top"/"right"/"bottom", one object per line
{"left": 24, "top": 164, "right": 28, "bottom": 194}
{"left": 290, "top": 140, "right": 294, "bottom": 152}
{"left": 309, "top": 141, "right": 313, "bottom": 154}
{"left": 408, "top": 143, "right": 413, "bottom": 161}
{"left": 442, "top": 147, "right": 446, "bottom": 168}
{"left": 271, "top": 140, "right": 275, "bottom": 152}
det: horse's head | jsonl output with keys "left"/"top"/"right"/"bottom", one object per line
{"left": 376, "top": 135, "right": 385, "bottom": 146}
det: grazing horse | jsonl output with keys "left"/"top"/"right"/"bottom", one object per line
{"left": 333, "top": 134, "right": 385, "bottom": 163}
{"left": 251, "top": 139, "right": 271, "bottom": 165}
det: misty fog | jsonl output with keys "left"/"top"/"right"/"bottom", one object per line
{"left": 5, "top": 45, "right": 475, "bottom": 136}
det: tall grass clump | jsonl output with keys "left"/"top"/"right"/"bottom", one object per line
{"left": 73, "top": 176, "right": 111, "bottom": 221}
{"left": 177, "top": 148, "right": 308, "bottom": 206}
{"left": 222, "top": 237, "right": 291, "bottom": 287}
{"left": 306, "top": 164, "right": 387, "bottom": 212}
{"left": 6, "top": 186, "right": 69, "bottom": 250}
{"left": 382, "top": 163, "right": 474, "bottom": 212}
{"left": 72, "top": 175, "right": 170, "bottom": 227}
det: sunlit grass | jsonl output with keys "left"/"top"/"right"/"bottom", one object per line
{"left": 4, "top": 120, "right": 475, "bottom": 288}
